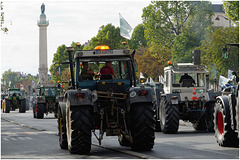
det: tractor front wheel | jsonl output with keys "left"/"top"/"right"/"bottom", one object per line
{"left": 159, "top": 97, "right": 179, "bottom": 134}
{"left": 19, "top": 99, "right": 26, "bottom": 113}
{"left": 36, "top": 104, "right": 44, "bottom": 119}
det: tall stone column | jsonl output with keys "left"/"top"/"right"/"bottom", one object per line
{"left": 37, "top": 3, "right": 49, "bottom": 84}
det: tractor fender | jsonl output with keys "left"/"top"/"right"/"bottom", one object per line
{"left": 165, "top": 93, "right": 181, "bottom": 104}
{"left": 66, "top": 89, "right": 94, "bottom": 106}
{"left": 208, "top": 90, "right": 221, "bottom": 102}
{"left": 128, "top": 87, "right": 154, "bottom": 104}
{"left": 35, "top": 96, "right": 46, "bottom": 104}
{"left": 58, "top": 102, "right": 66, "bottom": 116}
{"left": 216, "top": 95, "right": 229, "bottom": 109}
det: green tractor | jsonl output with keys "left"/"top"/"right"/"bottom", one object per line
{"left": 2, "top": 88, "right": 26, "bottom": 113}
{"left": 33, "top": 85, "right": 59, "bottom": 118}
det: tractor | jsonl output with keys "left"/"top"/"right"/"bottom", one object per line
{"left": 57, "top": 45, "right": 155, "bottom": 154}
{"left": 33, "top": 85, "right": 59, "bottom": 118}
{"left": 2, "top": 88, "right": 26, "bottom": 113}
{"left": 155, "top": 50, "right": 219, "bottom": 133}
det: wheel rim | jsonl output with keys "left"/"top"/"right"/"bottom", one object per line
{"left": 217, "top": 111, "right": 224, "bottom": 135}
{"left": 161, "top": 104, "right": 166, "bottom": 125}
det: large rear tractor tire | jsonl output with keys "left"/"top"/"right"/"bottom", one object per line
{"left": 236, "top": 86, "right": 239, "bottom": 138}
{"left": 66, "top": 106, "right": 92, "bottom": 154}
{"left": 19, "top": 99, "right": 26, "bottom": 113}
{"left": 160, "top": 97, "right": 179, "bottom": 134}
{"left": 58, "top": 105, "right": 68, "bottom": 149}
{"left": 214, "top": 97, "right": 238, "bottom": 147}
{"left": 36, "top": 104, "right": 44, "bottom": 119}
{"left": 131, "top": 103, "right": 155, "bottom": 151}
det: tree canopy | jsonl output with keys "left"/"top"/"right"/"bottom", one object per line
{"left": 223, "top": 1, "right": 239, "bottom": 23}
{"left": 129, "top": 24, "right": 147, "bottom": 50}
{"left": 196, "top": 26, "right": 239, "bottom": 79}
{"left": 172, "top": 1, "right": 213, "bottom": 64}
{"left": 1, "top": 69, "right": 18, "bottom": 90}
{"left": 49, "top": 42, "right": 84, "bottom": 83}
{"left": 142, "top": 1, "right": 196, "bottom": 48}
{"left": 83, "top": 24, "right": 126, "bottom": 50}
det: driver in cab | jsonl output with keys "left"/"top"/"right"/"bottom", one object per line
{"left": 100, "top": 61, "right": 117, "bottom": 79}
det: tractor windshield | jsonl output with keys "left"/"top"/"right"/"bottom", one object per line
{"left": 78, "top": 60, "right": 130, "bottom": 81}
{"left": 9, "top": 90, "right": 21, "bottom": 96}
{"left": 75, "top": 58, "right": 132, "bottom": 90}
{"left": 42, "top": 87, "right": 57, "bottom": 96}
{"left": 172, "top": 73, "right": 205, "bottom": 87}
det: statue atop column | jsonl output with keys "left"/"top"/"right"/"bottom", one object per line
{"left": 41, "top": 3, "right": 45, "bottom": 14}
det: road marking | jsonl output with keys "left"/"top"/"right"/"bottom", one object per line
{"left": 2, "top": 137, "right": 33, "bottom": 141}
{"left": 1, "top": 117, "right": 46, "bottom": 131}
{"left": 2, "top": 138, "right": 9, "bottom": 141}
{"left": 18, "top": 137, "right": 26, "bottom": 140}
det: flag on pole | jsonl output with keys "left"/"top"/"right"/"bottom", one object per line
{"left": 228, "top": 69, "right": 234, "bottom": 80}
{"left": 149, "top": 77, "right": 156, "bottom": 86}
{"left": 219, "top": 75, "right": 228, "bottom": 87}
{"left": 119, "top": 13, "right": 133, "bottom": 39}
{"left": 140, "top": 72, "right": 145, "bottom": 79}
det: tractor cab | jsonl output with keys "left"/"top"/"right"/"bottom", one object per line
{"left": 163, "top": 63, "right": 209, "bottom": 101}
{"left": 74, "top": 45, "right": 137, "bottom": 93}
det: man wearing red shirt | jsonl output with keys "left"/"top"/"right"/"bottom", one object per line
{"left": 100, "top": 61, "right": 117, "bottom": 79}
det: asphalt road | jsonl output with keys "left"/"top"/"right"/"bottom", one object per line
{"left": 1, "top": 110, "right": 239, "bottom": 159}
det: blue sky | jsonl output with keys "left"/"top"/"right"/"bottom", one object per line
{"left": 1, "top": 0, "right": 223, "bottom": 76}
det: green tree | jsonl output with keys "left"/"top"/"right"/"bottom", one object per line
{"left": 136, "top": 46, "right": 171, "bottom": 80}
{"left": 223, "top": 1, "right": 239, "bottom": 23}
{"left": 0, "top": 2, "right": 8, "bottom": 33}
{"left": 172, "top": 1, "right": 213, "bottom": 63}
{"left": 84, "top": 23, "right": 125, "bottom": 50}
{"left": 1, "top": 69, "right": 18, "bottom": 89}
{"left": 196, "top": 26, "right": 239, "bottom": 79}
{"left": 49, "top": 42, "right": 83, "bottom": 83}
{"left": 129, "top": 24, "right": 147, "bottom": 50}
{"left": 142, "top": 1, "right": 197, "bottom": 48}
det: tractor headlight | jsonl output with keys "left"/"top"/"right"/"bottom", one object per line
{"left": 130, "top": 91, "right": 137, "bottom": 98}
{"left": 196, "top": 89, "right": 205, "bottom": 93}
{"left": 172, "top": 89, "right": 181, "bottom": 93}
